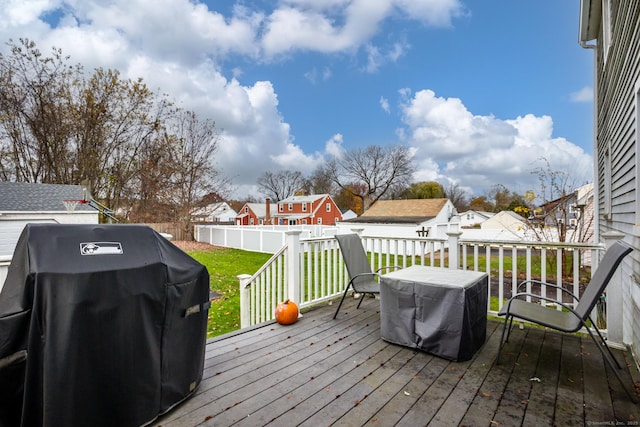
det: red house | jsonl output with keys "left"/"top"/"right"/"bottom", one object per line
{"left": 235, "top": 199, "right": 278, "bottom": 226}
{"left": 273, "top": 194, "right": 342, "bottom": 226}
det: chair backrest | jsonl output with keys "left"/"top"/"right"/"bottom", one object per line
{"left": 335, "top": 234, "right": 374, "bottom": 288}
{"left": 575, "top": 241, "right": 632, "bottom": 319}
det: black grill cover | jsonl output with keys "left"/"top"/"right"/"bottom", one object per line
{"left": 0, "top": 224, "right": 210, "bottom": 427}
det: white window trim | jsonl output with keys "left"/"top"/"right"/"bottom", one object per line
{"left": 326, "top": 203, "right": 331, "bottom": 212}
{"left": 302, "top": 202, "right": 307, "bottom": 212}
{"left": 288, "top": 203, "right": 293, "bottom": 211}
{"left": 602, "top": 0, "right": 612, "bottom": 63}
{"left": 604, "top": 141, "right": 612, "bottom": 220}
{"left": 635, "top": 79, "right": 640, "bottom": 226}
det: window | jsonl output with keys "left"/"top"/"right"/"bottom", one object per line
{"left": 604, "top": 142, "right": 612, "bottom": 220}
{"left": 636, "top": 80, "right": 640, "bottom": 225}
{"left": 302, "top": 219, "right": 307, "bottom": 224}
{"left": 602, "top": 0, "right": 612, "bottom": 63}
{"left": 317, "top": 218, "right": 322, "bottom": 224}
{"left": 326, "top": 203, "right": 331, "bottom": 212}
{"left": 288, "top": 203, "right": 293, "bottom": 211}
{"left": 302, "top": 202, "right": 307, "bottom": 212}
{"left": 244, "top": 206, "right": 248, "bottom": 213}
{"left": 279, "top": 204, "right": 283, "bottom": 212}
{"left": 249, "top": 218, "right": 254, "bottom": 225}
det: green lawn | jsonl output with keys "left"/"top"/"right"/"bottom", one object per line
{"left": 188, "top": 248, "right": 271, "bottom": 338}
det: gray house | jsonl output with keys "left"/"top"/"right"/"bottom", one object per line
{"left": 579, "top": 1, "right": 640, "bottom": 360}
{"left": 0, "top": 182, "right": 99, "bottom": 257}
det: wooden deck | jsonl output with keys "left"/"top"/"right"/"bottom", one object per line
{"left": 154, "top": 296, "right": 640, "bottom": 427}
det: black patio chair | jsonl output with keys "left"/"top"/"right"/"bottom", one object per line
{"left": 332, "top": 234, "right": 401, "bottom": 319}
{"left": 496, "top": 240, "right": 637, "bottom": 402}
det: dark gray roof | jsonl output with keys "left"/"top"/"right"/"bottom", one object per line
{"left": 0, "top": 182, "right": 94, "bottom": 212}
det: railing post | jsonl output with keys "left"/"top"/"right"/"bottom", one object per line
{"left": 285, "top": 231, "right": 303, "bottom": 305}
{"left": 238, "top": 273, "right": 252, "bottom": 329}
{"left": 446, "top": 230, "right": 462, "bottom": 269}
{"left": 602, "top": 231, "right": 626, "bottom": 344}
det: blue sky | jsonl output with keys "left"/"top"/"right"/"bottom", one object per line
{"left": 0, "top": 0, "right": 594, "bottom": 201}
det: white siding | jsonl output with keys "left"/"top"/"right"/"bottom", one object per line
{"left": 592, "top": 0, "right": 640, "bottom": 358}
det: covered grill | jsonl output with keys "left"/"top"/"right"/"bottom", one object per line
{"left": 0, "top": 224, "right": 211, "bottom": 427}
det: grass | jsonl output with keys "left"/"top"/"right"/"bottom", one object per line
{"left": 187, "top": 248, "right": 271, "bottom": 338}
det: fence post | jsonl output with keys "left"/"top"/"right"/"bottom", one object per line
{"left": 238, "top": 273, "right": 252, "bottom": 329}
{"left": 446, "top": 230, "right": 462, "bottom": 269}
{"left": 285, "top": 231, "right": 303, "bottom": 305}
{"left": 602, "top": 231, "right": 626, "bottom": 344}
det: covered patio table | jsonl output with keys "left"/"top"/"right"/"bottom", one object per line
{"left": 380, "top": 265, "right": 488, "bottom": 362}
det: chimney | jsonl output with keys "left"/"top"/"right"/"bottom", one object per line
{"left": 265, "top": 198, "right": 271, "bottom": 224}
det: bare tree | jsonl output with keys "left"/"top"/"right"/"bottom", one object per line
{"left": 257, "top": 170, "right": 307, "bottom": 201}
{"left": 0, "top": 38, "right": 78, "bottom": 183}
{"left": 307, "top": 166, "right": 335, "bottom": 195}
{"left": 129, "top": 109, "right": 230, "bottom": 233}
{"left": 517, "top": 158, "right": 593, "bottom": 275}
{"left": 325, "top": 145, "right": 415, "bottom": 211}
{"left": 443, "top": 182, "right": 469, "bottom": 212}
{"left": 0, "top": 39, "right": 229, "bottom": 228}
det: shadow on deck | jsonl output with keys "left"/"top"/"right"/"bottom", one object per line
{"left": 154, "top": 296, "right": 640, "bottom": 426}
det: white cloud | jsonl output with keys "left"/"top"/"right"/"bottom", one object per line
{"left": 325, "top": 134, "right": 346, "bottom": 158}
{"left": 400, "top": 90, "right": 593, "bottom": 194}
{"left": 260, "top": 0, "right": 463, "bottom": 58}
{"left": 380, "top": 96, "right": 390, "bottom": 113}
{"left": 569, "top": 86, "right": 593, "bottom": 103}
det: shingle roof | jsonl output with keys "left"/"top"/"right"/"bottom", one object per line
{"left": 0, "top": 182, "right": 94, "bottom": 212}
{"left": 363, "top": 198, "right": 447, "bottom": 217}
{"left": 279, "top": 194, "right": 328, "bottom": 203}
{"left": 346, "top": 198, "right": 449, "bottom": 224}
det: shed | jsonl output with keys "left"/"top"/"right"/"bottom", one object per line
{"left": 0, "top": 182, "right": 99, "bottom": 257}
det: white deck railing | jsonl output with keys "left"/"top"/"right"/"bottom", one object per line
{"left": 237, "top": 231, "right": 607, "bottom": 329}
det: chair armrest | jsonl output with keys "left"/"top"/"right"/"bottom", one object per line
{"left": 349, "top": 272, "right": 381, "bottom": 282}
{"left": 375, "top": 265, "right": 402, "bottom": 273}
{"left": 505, "top": 292, "right": 584, "bottom": 320}
{"left": 516, "top": 279, "right": 579, "bottom": 303}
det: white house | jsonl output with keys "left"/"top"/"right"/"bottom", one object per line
{"left": 458, "top": 210, "right": 495, "bottom": 228}
{"left": 340, "top": 209, "right": 357, "bottom": 221}
{"left": 480, "top": 210, "right": 526, "bottom": 232}
{"left": 191, "top": 202, "right": 237, "bottom": 224}
{"left": 338, "top": 198, "right": 457, "bottom": 239}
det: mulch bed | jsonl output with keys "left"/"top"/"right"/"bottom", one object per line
{"left": 171, "top": 240, "right": 222, "bottom": 252}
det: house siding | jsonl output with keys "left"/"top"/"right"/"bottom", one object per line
{"left": 592, "top": 0, "right": 640, "bottom": 357}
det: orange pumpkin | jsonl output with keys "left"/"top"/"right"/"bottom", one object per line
{"left": 275, "top": 299, "right": 299, "bottom": 325}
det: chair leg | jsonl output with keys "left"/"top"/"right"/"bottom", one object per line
{"left": 588, "top": 317, "right": 622, "bottom": 369}
{"left": 583, "top": 326, "right": 638, "bottom": 402}
{"left": 333, "top": 286, "right": 351, "bottom": 319}
{"left": 356, "top": 293, "right": 367, "bottom": 309}
{"left": 496, "top": 315, "right": 511, "bottom": 365}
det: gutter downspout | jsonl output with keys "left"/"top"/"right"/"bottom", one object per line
{"left": 579, "top": 39, "right": 598, "bottom": 248}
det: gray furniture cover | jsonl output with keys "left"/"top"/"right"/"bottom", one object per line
{"left": 380, "top": 266, "right": 488, "bottom": 362}
{"left": 0, "top": 224, "right": 211, "bottom": 427}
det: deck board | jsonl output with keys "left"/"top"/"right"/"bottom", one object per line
{"left": 153, "top": 296, "right": 640, "bottom": 427}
